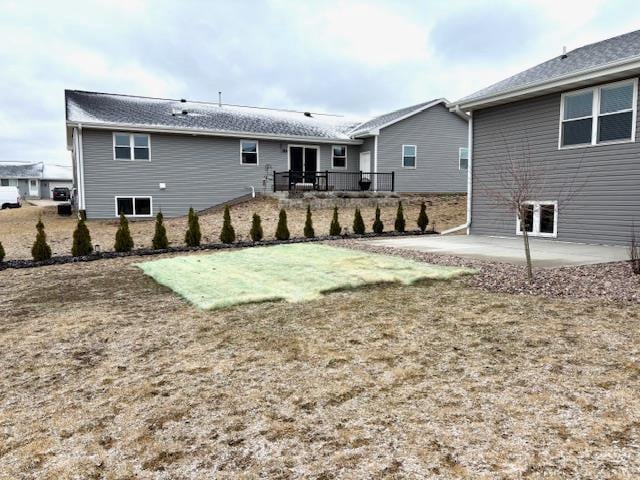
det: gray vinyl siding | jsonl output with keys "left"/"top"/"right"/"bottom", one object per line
{"left": 471, "top": 76, "right": 640, "bottom": 246}
{"left": 81, "top": 129, "right": 359, "bottom": 218}
{"left": 359, "top": 136, "right": 375, "bottom": 163}
{"left": 17, "top": 179, "right": 30, "bottom": 199}
{"left": 376, "top": 103, "right": 468, "bottom": 193}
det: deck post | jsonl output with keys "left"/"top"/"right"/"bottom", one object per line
{"left": 391, "top": 171, "right": 395, "bottom": 192}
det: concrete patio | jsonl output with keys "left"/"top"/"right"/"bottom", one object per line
{"left": 361, "top": 235, "right": 629, "bottom": 267}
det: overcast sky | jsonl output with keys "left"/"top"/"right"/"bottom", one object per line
{"left": 1, "top": 0, "right": 639, "bottom": 166}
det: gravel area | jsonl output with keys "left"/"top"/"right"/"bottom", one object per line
{"left": 338, "top": 239, "right": 640, "bottom": 304}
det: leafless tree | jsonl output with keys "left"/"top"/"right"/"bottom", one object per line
{"left": 630, "top": 222, "right": 640, "bottom": 275}
{"left": 479, "top": 136, "right": 584, "bottom": 282}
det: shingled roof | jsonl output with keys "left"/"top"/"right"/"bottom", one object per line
{"left": 0, "top": 163, "right": 43, "bottom": 179}
{"left": 455, "top": 29, "right": 640, "bottom": 108}
{"left": 0, "top": 163, "right": 72, "bottom": 180}
{"left": 66, "top": 90, "right": 361, "bottom": 141}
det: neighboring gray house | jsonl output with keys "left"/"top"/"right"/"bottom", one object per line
{"left": 351, "top": 100, "right": 468, "bottom": 193}
{"left": 65, "top": 90, "right": 468, "bottom": 218}
{"left": 448, "top": 29, "right": 640, "bottom": 246}
{"left": 0, "top": 162, "right": 73, "bottom": 199}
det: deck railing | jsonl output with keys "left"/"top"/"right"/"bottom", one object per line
{"left": 273, "top": 171, "right": 394, "bottom": 192}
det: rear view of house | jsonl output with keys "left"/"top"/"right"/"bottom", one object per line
{"left": 65, "top": 91, "right": 468, "bottom": 219}
{"left": 450, "top": 29, "right": 640, "bottom": 246}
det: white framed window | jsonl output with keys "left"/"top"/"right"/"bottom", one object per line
{"left": 559, "top": 78, "right": 637, "bottom": 148}
{"left": 402, "top": 144, "right": 416, "bottom": 168}
{"left": 240, "top": 140, "right": 259, "bottom": 165}
{"left": 332, "top": 145, "right": 347, "bottom": 169}
{"left": 113, "top": 133, "right": 151, "bottom": 161}
{"left": 114, "top": 196, "right": 153, "bottom": 217}
{"left": 459, "top": 147, "right": 469, "bottom": 170}
{"left": 1, "top": 178, "right": 18, "bottom": 187}
{"left": 516, "top": 201, "right": 558, "bottom": 238}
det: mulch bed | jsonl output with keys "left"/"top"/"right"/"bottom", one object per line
{"left": 337, "top": 239, "right": 640, "bottom": 304}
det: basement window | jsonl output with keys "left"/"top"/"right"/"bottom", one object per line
{"left": 115, "top": 196, "right": 152, "bottom": 217}
{"left": 560, "top": 78, "right": 637, "bottom": 148}
{"left": 240, "top": 140, "right": 259, "bottom": 165}
{"left": 113, "top": 133, "right": 151, "bottom": 161}
{"left": 332, "top": 145, "right": 347, "bottom": 169}
{"left": 516, "top": 201, "right": 557, "bottom": 238}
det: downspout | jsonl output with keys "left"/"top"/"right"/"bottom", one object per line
{"left": 373, "top": 133, "right": 379, "bottom": 191}
{"left": 72, "top": 127, "right": 81, "bottom": 214}
{"left": 442, "top": 109, "right": 472, "bottom": 235}
{"left": 77, "top": 123, "right": 86, "bottom": 214}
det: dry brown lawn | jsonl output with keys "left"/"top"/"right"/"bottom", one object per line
{"left": 0, "top": 194, "right": 466, "bottom": 260}
{"left": 1, "top": 251, "right": 639, "bottom": 478}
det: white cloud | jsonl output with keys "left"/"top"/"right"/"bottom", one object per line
{"left": 1, "top": 0, "right": 639, "bottom": 164}
{"left": 278, "top": 0, "right": 429, "bottom": 66}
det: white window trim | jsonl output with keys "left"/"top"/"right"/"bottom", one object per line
{"left": 402, "top": 144, "right": 417, "bottom": 169}
{"left": 240, "top": 139, "right": 259, "bottom": 165}
{"left": 459, "top": 147, "right": 469, "bottom": 170}
{"left": 516, "top": 200, "right": 558, "bottom": 238}
{"left": 331, "top": 145, "right": 348, "bottom": 169}
{"left": 558, "top": 78, "right": 637, "bottom": 150}
{"left": 112, "top": 133, "right": 151, "bottom": 162}
{"left": 114, "top": 196, "right": 153, "bottom": 217}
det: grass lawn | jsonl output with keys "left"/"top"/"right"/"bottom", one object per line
{"left": 0, "top": 194, "right": 466, "bottom": 260}
{"left": 136, "top": 244, "right": 473, "bottom": 309}
{"left": 1, "top": 252, "right": 639, "bottom": 478}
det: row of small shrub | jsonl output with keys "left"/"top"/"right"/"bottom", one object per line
{"left": 0, "top": 202, "right": 430, "bottom": 262}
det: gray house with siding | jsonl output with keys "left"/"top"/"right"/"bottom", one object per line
{"left": 449, "top": 29, "right": 640, "bottom": 246}
{"left": 65, "top": 91, "right": 468, "bottom": 219}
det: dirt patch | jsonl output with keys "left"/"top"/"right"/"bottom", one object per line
{"left": 1, "top": 254, "right": 639, "bottom": 477}
{"left": 0, "top": 194, "right": 466, "bottom": 260}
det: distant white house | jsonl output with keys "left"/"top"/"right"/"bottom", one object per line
{"left": 0, "top": 162, "right": 73, "bottom": 199}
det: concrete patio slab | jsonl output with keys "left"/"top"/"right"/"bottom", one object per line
{"left": 361, "top": 235, "right": 629, "bottom": 267}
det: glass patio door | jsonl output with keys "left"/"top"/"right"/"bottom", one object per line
{"left": 289, "top": 146, "right": 318, "bottom": 183}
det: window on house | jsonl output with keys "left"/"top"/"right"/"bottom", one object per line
{"left": 598, "top": 83, "right": 634, "bottom": 142}
{"left": 402, "top": 145, "right": 416, "bottom": 168}
{"left": 115, "top": 196, "right": 152, "bottom": 216}
{"left": 332, "top": 145, "right": 347, "bottom": 168}
{"left": 459, "top": 147, "right": 469, "bottom": 170}
{"left": 516, "top": 201, "right": 557, "bottom": 237}
{"left": 560, "top": 79, "right": 636, "bottom": 147}
{"left": 240, "top": 140, "right": 258, "bottom": 164}
{"left": 0, "top": 179, "right": 8, "bottom": 186}
{"left": 114, "top": 133, "right": 150, "bottom": 160}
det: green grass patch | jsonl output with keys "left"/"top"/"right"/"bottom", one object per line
{"left": 136, "top": 244, "right": 474, "bottom": 310}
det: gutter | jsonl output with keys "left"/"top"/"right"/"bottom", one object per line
{"left": 442, "top": 110, "right": 472, "bottom": 235}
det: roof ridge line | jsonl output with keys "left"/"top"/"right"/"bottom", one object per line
{"left": 65, "top": 89, "right": 346, "bottom": 118}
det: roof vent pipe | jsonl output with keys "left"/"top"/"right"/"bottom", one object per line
{"left": 218, "top": 91, "right": 222, "bottom": 107}
{"left": 561, "top": 46, "right": 568, "bottom": 59}
{"left": 304, "top": 112, "right": 312, "bottom": 117}
{"left": 180, "top": 98, "right": 187, "bottom": 103}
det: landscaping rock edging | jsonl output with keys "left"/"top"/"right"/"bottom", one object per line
{"left": 0, "top": 230, "right": 438, "bottom": 270}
